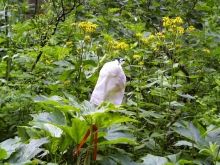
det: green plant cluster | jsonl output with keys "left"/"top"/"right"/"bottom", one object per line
{"left": 1, "top": 0, "right": 220, "bottom": 164}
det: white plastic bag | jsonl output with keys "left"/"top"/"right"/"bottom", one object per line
{"left": 90, "top": 60, "right": 126, "bottom": 105}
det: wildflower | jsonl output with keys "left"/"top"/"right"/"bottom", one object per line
{"left": 187, "top": 26, "right": 195, "bottom": 31}
{"left": 71, "top": 22, "right": 76, "bottom": 26}
{"left": 39, "top": 14, "right": 44, "bottom": 17}
{"left": 149, "top": 34, "right": 155, "bottom": 39}
{"left": 84, "top": 35, "right": 91, "bottom": 42}
{"left": 77, "top": 47, "right": 82, "bottom": 51}
{"left": 153, "top": 47, "right": 158, "bottom": 52}
{"left": 156, "top": 32, "right": 165, "bottom": 39}
{"left": 66, "top": 41, "right": 73, "bottom": 46}
{"left": 175, "top": 44, "right": 181, "bottom": 48}
{"left": 196, "top": 70, "right": 201, "bottom": 72}
{"left": 154, "top": 42, "right": 161, "bottom": 46}
{"left": 176, "top": 27, "right": 184, "bottom": 34}
{"left": 115, "top": 42, "right": 128, "bottom": 50}
{"left": 162, "top": 17, "right": 172, "bottom": 27}
{"left": 141, "top": 38, "right": 149, "bottom": 45}
{"left": 136, "top": 33, "right": 142, "bottom": 38}
{"left": 133, "top": 54, "right": 141, "bottom": 58}
{"left": 63, "top": 80, "right": 71, "bottom": 85}
{"left": 14, "top": 4, "right": 18, "bottom": 7}
{"left": 113, "top": 50, "right": 120, "bottom": 55}
{"left": 78, "top": 21, "right": 98, "bottom": 33}
{"left": 138, "top": 61, "right": 144, "bottom": 65}
{"left": 203, "top": 49, "right": 210, "bottom": 54}
{"left": 108, "top": 40, "right": 118, "bottom": 49}
{"left": 173, "top": 17, "right": 183, "bottom": 24}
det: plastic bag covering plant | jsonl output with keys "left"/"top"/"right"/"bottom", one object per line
{"left": 0, "top": 137, "right": 49, "bottom": 164}
{"left": 16, "top": 94, "right": 137, "bottom": 164}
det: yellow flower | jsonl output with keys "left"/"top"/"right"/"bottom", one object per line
{"left": 176, "top": 27, "right": 184, "bottom": 34}
{"left": 66, "top": 41, "right": 73, "bottom": 46}
{"left": 77, "top": 47, "right": 82, "bottom": 51}
{"left": 63, "top": 80, "right": 71, "bottom": 85}
{"left": 39, "top": 14, "right": 44, "bottom": 17}
{"left": 71, "top": 22, "right": 76, "bottom": 26}
{"left": 133, "top": 54, "right": 141, "bottom": 58}
{"left": 153, "top": 47, "right": 158, "bottom": 52}
{"left": 149, "top": 34, "right": 155, "bottom": 39}
{"left": 113, "top": 50, "right": 120, "bottom": 55}
{"left": 14, "top": 4, "right": 18, "bottom": 7}
{"left": 187, "top": 26, "right": 195, "bottom": 31}
{"left": 84, "top": 35, "right": 91, "bottom": 42}
{"left": 196, "top": 70, "right": 201, "bottom": 73}
{"left": 136, "top": 33, "right": 142, "bottom": 38}
{"left": 175, "top": 44, "right": 181, "bottom": 48}
{"left": 156, "top": 32, "right": 165, "bottom": 39}
{"left": 115, "top": 42, "right": 128, "bottom": 50}
{"left": 162, "top": 17, "right": 172, "bottom": 27}
{"left": 138, "top": 61, "right": 144, "bottom": 65}
{"left": 141, "top": 38, "right": 149, "bottom": 45}
{"left": 203, "top": 49, "right": 210, "bottom": 54}
{"left": 173, "top": 17, "right": 183, "bottom": 24}
{"left": 78, "top": 21, "right": 98, "bottom": 33}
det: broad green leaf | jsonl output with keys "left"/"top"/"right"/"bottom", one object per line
{"left": 7, "top": 138, "right": 49, "bottom": 163}
{"left": 109, "top": 153, "right": 141, "bottom": 165}
{"left": 102, "top": 124, "right": 136, "bottom": 145}
{"left": 57, "top": 118, "right": 89, "bottom": 144}
{"left": 31, "top": 109, "right": 67, "bottom": 126}
{"left": 0, "top": 137, "right": 21, "bottom": 159}
{"left": 141, "top": 154, "right": 168, "bottom": 165}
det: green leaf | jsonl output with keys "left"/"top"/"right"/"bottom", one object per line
{"left": 109, "top": 153, "right": 141, "bottom": 165}
{"left": 7, "top": 138, "right": 49, "bottom": 163}
{"left": 57, "top": 118, "right": 89, "bottom": 144}
{"left": 141, "top": 154, "right": 168, "bottom": 165}
{"left": 30, "top": 109, "right": 67, "bottom": 126}
{"left": 101, "top": 124, "right": 136, "bottom": 145}
{"left": 0, "top": 147, "right": 7, "bottom": 160}
{"left": 0, "top": 137, "right": 21, "bottom": 159}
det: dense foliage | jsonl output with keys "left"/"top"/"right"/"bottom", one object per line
{"left": 1, "top": 0, "right": 220, "bottom": 164}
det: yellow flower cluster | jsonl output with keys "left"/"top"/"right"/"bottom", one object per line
{"left": 162, "top": 16, "right": 183, "bottom": 27}
{"left": 84, "top": 35, "right": 91, "bottom": 42}
{"left": 63, "top": 80, "right": 71, "bottom": 85}
{"left": 133, "top": 54, "right": 141, "bottom": 58}
{"left": 136, "top": 33, "right": 142, "bottom": 38}
{"left": 187, "top": 26, "right": 195, "bottom": 31}
{"left": 149, "top": 34, "right": 155, "bottom": 39}
{"left": 78, "top": 21, "right": 98, "bottom": 33}
{"left": 138, "top": 61, "right": 144, "bottom": 65}
{"left": 177, "top": 27, "right": 184, "bottom": 34}
{"left": 115, "top": 42, "right": 128, "bottom": 50}
{"left": 203, "top": 49, "right": 210, "bottom": 54}
{"left": 108, "top": 40, "right": 128, "bottom": 50}
{"left": 141, "top": 38, "right": 149, "bottom": 45}
{"left": 156, "top": 32, "right": 165, "bottom": 39}
{"left": 14, "top": 4, "right": 18, "bottom": 7}
{"left": 66, "top": 41, "right": 73, "bottom": 46}
{"left": 77, "top": 47, "right": 82, "bottom": 51}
